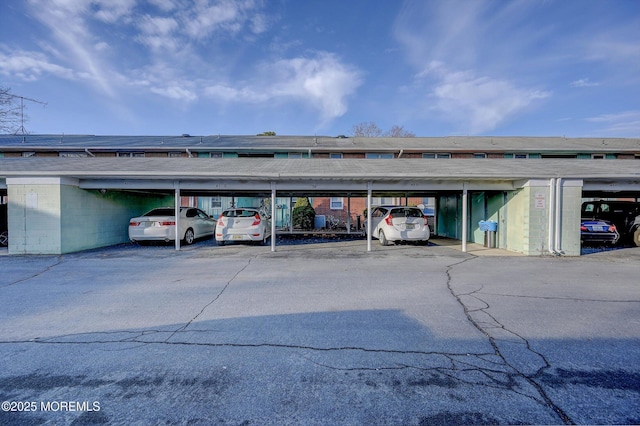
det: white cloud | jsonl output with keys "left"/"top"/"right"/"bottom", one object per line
{"left": 181, "top": 0, "right": 267, "bottom": 40}
{"left": 91, "top": 0, "right": 136, "bottom": 23}
{"left": 0, "top": 47, "right": 76, "bottom": 81}
{"left": 570, "top": 78, "right": 600, "bottom": 88}
{"left": 204, "top": 52, "right": 363, "bottom": 122}
{"left": 586, "top": 111, "right": 640, "bottom": 136}
{"left": 421, "top": 65, "right": 551, "bottom": 134}
{"left": 150, "top": 85, "right": 197, "bottom": 102}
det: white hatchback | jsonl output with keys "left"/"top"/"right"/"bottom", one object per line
{"left": 129, "top": 207, "right": 216, "bottom": 245}
{"left": 365, "top": 206, "right": 430, "bottom": 246}
{"left": 215, "top": 208, "right": 271, "bottom": 246}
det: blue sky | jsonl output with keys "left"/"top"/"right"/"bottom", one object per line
{"left": 1, "top": 0, "right": 639, "bottom": 137}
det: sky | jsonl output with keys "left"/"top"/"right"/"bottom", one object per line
{"left": 1, "top": 0, "right": 639, "bottom": 137}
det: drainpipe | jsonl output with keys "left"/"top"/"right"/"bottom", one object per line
{"left": 186, "top": 148, "right": 193, "bottom": 158}
{"left": 554, "top": 178, "right": 563, "bottom": 254}
{"left": 271, "top": 182, "right": 276, "bottom": 252}
{"left": 367, "top": 182, "right": 372, "bottom": 252}
{"left": 548, "top": 178, "right": 556, "bottom": 254}
{"left": 174, "top": 181, "right": 181, "bottom": 251}
{"left": 84, "top": 148, "right": 95, "bottom": 157}
{"left": 398, "top": 149, "right": 404, "bottom": 158}
{"left": 462, "top": 185, "right": 468, "bottom": 253}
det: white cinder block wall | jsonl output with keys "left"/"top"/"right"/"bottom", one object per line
{"left": 7, "top": 177, "right": 173, "bottom": 254}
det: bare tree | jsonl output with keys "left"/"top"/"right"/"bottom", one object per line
{"left": 351, "top": 121, "right": 383, "bottom": 137}
{"left": 351, "top": 121, "right": 415, "bottom": 137}
{"left": 384, "top": 125, "right": 415, "bottom": 138}
{"left": 0, "top": 86, "right": 20, "bottom": 134}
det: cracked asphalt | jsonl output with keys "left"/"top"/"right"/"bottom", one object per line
{"left": 0, "top": 240, "right": 639, "bottom": 425}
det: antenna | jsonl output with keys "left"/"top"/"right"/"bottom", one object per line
{"left": 6, "top": 93, "right": 47, "bottom": 135}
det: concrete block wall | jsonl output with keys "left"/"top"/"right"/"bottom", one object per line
{"left": 60, "top": 185, "right": 173, "bottom": 253}
{"left": 7, "top": 178, "right": 63, "bottom": 254}
{"left": 504, "top": 187, "right": 529, "bottom": 254}
{"left": 502, "top": 180, "right": 582, "bottom": 256}
{"left": 7, "top": 177, "right": 173, "bottom": 254}
{"left": 559, "top": 182, "right": 583, "bottom": 256}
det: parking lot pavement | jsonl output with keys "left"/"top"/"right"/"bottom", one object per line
{"left": 0, "top": 241, "right": 639, "bottom": 425}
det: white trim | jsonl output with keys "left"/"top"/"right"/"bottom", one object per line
{"left": 6, "top": 177, "right": 79, "bottom": 186}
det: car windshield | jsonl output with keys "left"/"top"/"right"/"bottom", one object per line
{"left": 144, "top": 208, "right": 176, "bottom": 216}
{"left": 390, "top": 208, "right": 422, "bottom": 218}
{"left": 222, "top": 209, "right": 257, "bottom": 217}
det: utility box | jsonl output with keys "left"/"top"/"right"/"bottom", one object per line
{"left": 479, "top": 220, "right": 498, "bottom": 248}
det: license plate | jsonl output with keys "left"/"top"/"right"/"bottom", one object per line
{"left": 591, "top": 225, "right": 604, "bottom": 231}
{"left": 145, "top": 222, "right": 155, "bottom": 227}
{"left": 232, "top": 235, "right": 243, "bottom": 240}
{"left": 405, "top": 224, "right": 415, "bottom": 230}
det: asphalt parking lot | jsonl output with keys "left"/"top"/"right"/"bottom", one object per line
{"left": 1, "top": 239, "right": 639, "bottom": 425}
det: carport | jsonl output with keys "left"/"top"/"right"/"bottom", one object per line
{"left": 0, "top": 157, "right": 639, "bottom": 255}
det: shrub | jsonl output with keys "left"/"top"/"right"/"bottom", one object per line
{"left": 292, "top": 197, "right": 315, "bottom": 229}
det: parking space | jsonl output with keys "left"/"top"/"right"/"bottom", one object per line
{"left": 1, "top": 242, "right": 638, "bottom": 424}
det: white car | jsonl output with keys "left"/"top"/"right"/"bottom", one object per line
{"left": 129, "top": 207, "right": 216, "bottom": 245}
{"left": 216, "top": 208, "right": 271, "bottom": 246}
{"left": 365, "top": 206, "right": 430, "bottom": 246}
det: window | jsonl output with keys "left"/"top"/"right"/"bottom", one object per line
{"left": 474, "top": 153, "right": 487, "bottom": 159}
{"left": 168, "top": 152, "right": 183, "bottom": 158}
{"left": 211, "top": 196, "right": 222, "bottom": 209}
{"left": 59, "top": 152, "right": 88, "bottom": 157}
{"left": 330, "top": 197, "right": 344, "bottom": 210}
{"left": 366, "top": 153, "right": 394, "bottom": 159}
{"left": 22, "top": 152, "right": 35, "bottom": 158}
{"left": 117, "top": 152, "right": 145, "bottom": 157}
{"left": 330, "top": 153, "right": 343, "bottom": 159}
{"left": 422, "top": 153, "right": 451, "bottom": 159}
{"left": 288, "top": 152, "right": 303, "bottom": 159}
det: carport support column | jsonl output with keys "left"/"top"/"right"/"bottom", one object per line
{"left": 271, "top": 182, "right": 277, "bottom": 252}
{"left": 462, "top": 184, "right": 468, "bottom": 253}
{"left": 367, "top": 182, "right": 372, "bottom": 252}
{"left": 174, "top": 181, "right": 180, "bottom": 251}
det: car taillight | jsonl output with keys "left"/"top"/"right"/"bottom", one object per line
{"left": 217, "top": 218, "right": 225, "bottom": 227}
{"left": 609, "top": 225, "right": 617, "bottom": 232}
{"left": 423, "top": 215, "right": 428, "bottom": 225}
{"left": 580, "top": 225, "right": 588, "bottom": 231}
{"left": 160, "top": 221, "right": 175, "bottom": 226}
{"left": 385, "top": 214, "right": 393, "bottom": 226}
{"left": 129, "top": 221, "right": 140, "bottom": 226}
{"left": 252, "top": 214, "right": 261, "bottom": 226}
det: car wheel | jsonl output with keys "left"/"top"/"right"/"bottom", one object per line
{"left": 634, "top": 228, "right": 640, "bottom": 247}
{"left": 379, "top": 230, "right": 389, "bottom": 246}
{"left": 0, "top": 231, "right": 7, "bottom": 247}
{"left": 183, "top": 228, "right": 195, "bottom": 245}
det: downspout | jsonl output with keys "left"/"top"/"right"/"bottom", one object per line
{"left": 186, "top": 148, "right": 193, "bottom": 158}
{"left": 84, "top": 148, "right": 95, "bottom": 157}
{"left": 462, "top": 184, "right": 468, "bottom": 253}
{"left": 367, "top": 182, "right": 372, "bottom": 252}
{"left": 398, "top": 149, "right": 404, "bottom": 158}
{"left": 554, "top": 178, "right": 564, "bottom": 255}
{"left": 548, "top": 178, "right": 556, "bottom": 254}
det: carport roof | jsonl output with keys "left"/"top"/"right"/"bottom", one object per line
{"left": 1, "top": 157, "right": 639, "bottom": 181}
{"left": 1, "top": 134, "right": 640, "bottom": 153}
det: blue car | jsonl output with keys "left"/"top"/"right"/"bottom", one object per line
{"left": 580, "top": 219, "right": 619, "bottom": 245}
